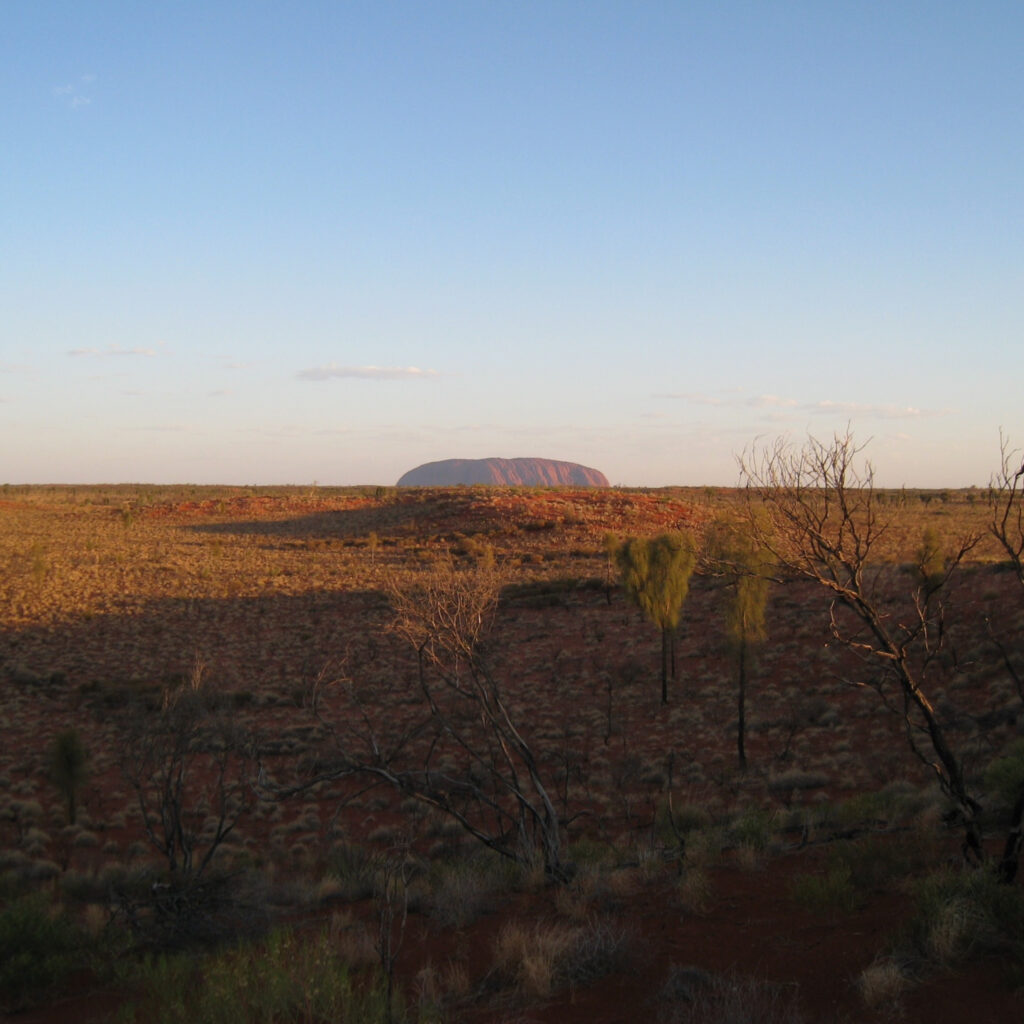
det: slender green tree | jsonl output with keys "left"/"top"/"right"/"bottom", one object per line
{"left": 708, "top": 521, "right": 771, "bottom": 771}
{"left": 48, "top": 729, "right": 88, "bottom": 825}
{"left": 615, "top": 532, "right": 698, "bottom": 704}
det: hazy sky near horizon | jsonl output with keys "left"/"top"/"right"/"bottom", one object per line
{"left": 2, "top": 2, "right": 1021, "bottom": 487}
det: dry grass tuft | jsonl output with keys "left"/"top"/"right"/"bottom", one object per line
{"left": 858, "top": 957, "right": 911, "bottom": 1011}
{"left": 493, "top": 920, "right": 582, "bottom": 999}
{"left": 492, "top": 915, "right": 633, "bottom": 1001}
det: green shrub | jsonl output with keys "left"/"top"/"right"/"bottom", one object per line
{"left": 906, "top": 867, "right": 1024, "bottom": 967}
{"left": 729, "top": 808, "right": 775, "bottom": 852}
{"left": 326, "top": 841, "right": 378, "bottom": 901}
{"left": 984, "top": 740, "right": 1024, "bottom": 814}
{"left": 112, "top": 869, "right": 268, "bottom": 950}
{"left": 658, "top": 966, "right": 805, "bottom": 1023}
{"left": 656, "top": 799, "right": 712, "bottom": 848}
{"left": 569, "top": 836, "right": 617, "bottom": 868}
{"left": 828, "top": 834, "right": 935, "bottom": 894}
{"left": 425, "top": 857, "right": 499, "bottom": 928}
{"left": 0, "top": 894, "right": 89, "bottom": 1012}
{"left": 835, "top": 789, "right": 896, "bottom": 828}
{"left": 120, "top": 927, "right": 393, "bottom": 1024}
{"left": 790, "top": 862, "right": 859, "bottom": 915}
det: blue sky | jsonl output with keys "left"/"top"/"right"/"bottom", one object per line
{"left": 2, "top": 2, "right": 1021, "bottom": 486}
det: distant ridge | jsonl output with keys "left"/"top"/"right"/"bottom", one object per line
{"left": 397, "top": 457, "right": 609, "bottom": 488}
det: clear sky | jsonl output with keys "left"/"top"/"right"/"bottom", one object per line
{"left": 2, "top": 2, "right": 1021, "bottom": 487}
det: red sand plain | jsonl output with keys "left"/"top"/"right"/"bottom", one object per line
{"left": 2, "top": 486, "right": 1022, "bottom": 1023}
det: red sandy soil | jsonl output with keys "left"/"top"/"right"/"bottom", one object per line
{"left": 2, "top": 487, "right": 1022, "bottom": 1023}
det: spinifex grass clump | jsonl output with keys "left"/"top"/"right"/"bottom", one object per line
{"left": 118, "top": 928, "right": 393, "bottom": 1024}
{"left": 491, "top": 916, "right": 633, "bottom": 1002}
{"left": 905, "top": 867, "right": 1024, "bottom": 968}
{"left": 790, "top": 861, "right": 859, "bottom": 916}
{"left": 658, "top": 966, "right": 806, "bottom": 1024}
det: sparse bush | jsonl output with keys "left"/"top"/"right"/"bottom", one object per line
{"left": 829, "top": 833, "right": 936, "bottom": 893}
{"left": 563, "top": 915, "right": 634, "bottom": 984}
{"left": 492, "top": 916, "right": 632, "bottom": 1001}
{"left": 683, "top": 826, "right": 724, "bottom": 870}
{"left": 326, "top": 841, "right": 377, "bottom": 901}
{"left": 117, "top": 667, "right": 256, "bottom": 877}
{"left": 767, "top": 770, "right": 828, "bottom": 797}
{"left": 426, "top": 858, "right": 497, "bottom": 928}
{"left": 729, "top": 807, "right": 775, "bottom": 851}
{"left": 656, "top": 797, "right": 712, "bottom": 849}
{"left": 905, "top": 866, "right": 1024, "bottom": 967}
{"left": 858, "top": 957, "right": 911, "bottom": 1012}
{"left": 676, "top": 867, "right": 712, "bottom": 913}
{"left": 0, "top": 894, "right": 90, "bottom": 1012}
{"left": 789, "top": 862, "right": 859, "bottom": 915}
{"left": 112, "top": 868, "right": 269, "bottom": 950}
{"left": 984, "top": 740, "right": 1024, "bottom": 815}
{"left": 120, "top": 927, "right": 392, "bottom": 1024}
{"left": 658, "top": 966, "right": 805, "bottom": 1023}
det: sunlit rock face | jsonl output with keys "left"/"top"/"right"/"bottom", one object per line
{"left": 397, "top": 457, "right": 609, "bottom": 487}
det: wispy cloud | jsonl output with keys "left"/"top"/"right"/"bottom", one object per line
{"left": 68, "top": 345, "right": 156, "bottom": 358}
{"left": 747, "top": 394, "right": 799, "bottom": 409}
{"left": 297, "top": 364, "right": 440, "bottom": 381}
{"left": 653, "top": 391, "right": 729, "bottom": 405}
{"left": 52, "top": 74, "right": 95, "bottom": 110}
{"left": 804, "top": 400, "right": 948, "bottom": 419}
{"left": 654, "top": 390, "right": 792, "bottom": 407}
{"left": 657, "top": 390, "right": 949, "bottom": 420}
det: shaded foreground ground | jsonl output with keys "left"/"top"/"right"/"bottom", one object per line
{"left": 2, "top": 484, "right": 1023, "bottom": 1022}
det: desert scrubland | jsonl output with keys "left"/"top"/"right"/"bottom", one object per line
{"left": 2, "top": 459, "right": 1023, "bottom": 1022}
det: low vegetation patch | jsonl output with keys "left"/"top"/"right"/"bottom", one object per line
{"left": 657, "top": 966, "right": 806, "bottom": 1024}
{"left": 116, "top": 928, "right": 393, "bottom": 1024}
{"left": 491, "top": 916, "right": 633, "bottom": 1001}
{"left": 0, "top": 889, "right": 98, "bottom": 1012}
{"left": 904, "top": 867, "right": 1024, "bottom": 968}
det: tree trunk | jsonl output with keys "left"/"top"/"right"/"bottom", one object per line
{"left": 891, "top": 654, "right": 985, "bottom": 866}
{"left": 998, "top": 784, "right": 1024, "bottom": 883}
{"left": 661, "top": 629, "right": 669, "bottom": 704}
{"left": 737, "top": 640, "right": 748, "bottom": 772}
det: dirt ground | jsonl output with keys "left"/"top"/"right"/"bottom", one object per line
{"left": 2, "top": 485, "right": 1022, "bottom": 1022}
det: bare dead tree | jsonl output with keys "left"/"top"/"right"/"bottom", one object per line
{"left": 987, "top": 431, "right": 1024, "bottom": 879}
{"left": 987, "top": 432, "right": 1024, "bottom": 698}
{"left": 990, "top": 430, "right": 1024, "bottom": 589}
{"left": 118, "top": 658, "right": 256, "bottom": 877}
{"left": 739, "top": 431, "right": 991, "bottom": 871}
{"left": 292, "top": 556, "right": 572, "bottom": 882}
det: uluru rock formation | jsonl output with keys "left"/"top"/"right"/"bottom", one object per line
{"left": 397, "top": 457, "right": 609, "bottom": 488}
